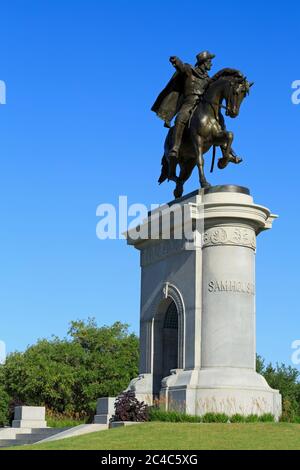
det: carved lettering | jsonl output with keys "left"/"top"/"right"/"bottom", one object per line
{"left": 208, "top": 280, "right": 215, "bottom": 292}
{"left": 208, "top": 279, "right": 255, "bottom": 296}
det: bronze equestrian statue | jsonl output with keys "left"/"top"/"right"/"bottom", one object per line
{"left": 152, "top": 52, "right": 253, "bottom": 199}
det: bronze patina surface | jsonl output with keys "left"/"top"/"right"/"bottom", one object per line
{"left": 152, "top": 52, "right": 253, "bottom": 198}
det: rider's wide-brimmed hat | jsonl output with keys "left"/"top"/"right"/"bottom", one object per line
{"left": 196, "top": 51, "right": 216, "bottom": 64}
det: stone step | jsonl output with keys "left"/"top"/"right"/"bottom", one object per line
{"left": 0, "top": 428, "right": 32, "bottom": 439}
{"left": 14, "top": 434, "right": 51, "bottom": 444}
{"left": 0, "top": 439, "right": 25, "bottom": 448}
{"left": 30, "top": 428, "right": 67, "bottom": 435}
{"left": 14, "top": 429, "right": 69, "bottom": 442}
{"left": 15, "top": 433, "right": 58, "bottom": 442}
{"left": 0, "top": 428, "right": 70, "bottom": 448}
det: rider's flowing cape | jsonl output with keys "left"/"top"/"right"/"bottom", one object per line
{"left": 151, "top": 71, "right": 184, "bottom": 124}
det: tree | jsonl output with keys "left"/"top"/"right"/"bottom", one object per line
{"left": 0, "top": 366, "right": 10, "bottom": 426}
{"left": 1, "top": 320, "right": 139, "bottom": 419}
{"left": 257, "top": 354, "right": 300, "bottom": 421}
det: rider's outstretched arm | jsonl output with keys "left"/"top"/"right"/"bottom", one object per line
{"left": 169, "top": 56, "right": 189, "bottom": 74}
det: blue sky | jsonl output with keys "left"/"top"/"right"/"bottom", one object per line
{"left": 0, "top": 0, "right": 299, "bottom": 367}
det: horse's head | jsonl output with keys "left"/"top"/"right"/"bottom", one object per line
{"left": 225, "top": 76, "right": 254, "bottom": 118}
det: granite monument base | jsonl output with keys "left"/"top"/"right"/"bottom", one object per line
{"left": 126, "top": 186, "right": 282, "bottom": 420}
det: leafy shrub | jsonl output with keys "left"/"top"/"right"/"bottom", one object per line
{"left": 259, "top": 413, "right": 275, "bottom": 423}
{"left": 149, "top": 408, "right": 201, "bottom": 423}
{"left": 113, "top": 391, "right": 149, "bottom": 422}
{"left": 280, "top": 398, "right": 299, "bottom": 423}
{"left": 46, "top": 418, "right": 87, "bottom": 428}
{"left": 148, "top": 409, "right": 276, "bottom": 424}
{"left": 230, "top": 414, "right": 245, "bottom": 423}
{"left": 46, "top": 408, "right": 89, "bottom": 427}
{"left": 245, "top": 414, "right": 260, "bottom": 423}
{"left": 202, "top": 413, "right": 229, "bottom": 423}
{"left": 230, "top": 413, "right": 274, "bottom": 423}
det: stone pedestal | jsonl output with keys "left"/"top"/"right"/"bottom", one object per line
{"left": 12, "top": 406, "right": 47, "bottom": 428}
{"left": 94, "top": 397, "right": 116, "bottom": 424}
{"left": 126, "top": 185, "right": 282, "bottom": 420}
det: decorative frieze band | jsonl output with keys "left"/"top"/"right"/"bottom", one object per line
{"left": 203, "top": 227, "right": 256, "bottom": 250}
{"left": 141, "top": 239, "right": 186, "bottom": 267}
{"left": 140, "top": 227, "right": 256, "bottom": 265}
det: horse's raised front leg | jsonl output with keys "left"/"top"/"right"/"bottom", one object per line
{"left": 220, "top": 145, "right": 243, "bottom": 168}
{"left": 213, "top": 130, "right": 234, "bottom": 170}
{"left": 192, "top": 133, "right": 211, "bottom": 189}
{"left": 223, "top": 130, "right": 233, "bottom": 161}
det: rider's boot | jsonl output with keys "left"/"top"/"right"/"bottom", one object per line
{"left": 167, "top": 154, "right": 178, "bottom": 181}
{"left": 168, "top": 122, "right": 185, "bottom": 159}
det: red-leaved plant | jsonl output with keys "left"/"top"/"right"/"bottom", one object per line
{"left": 113, "top": 391, "right": 149, "bottom": 422}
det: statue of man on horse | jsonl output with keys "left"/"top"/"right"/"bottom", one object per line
{"left": 152, "top": 51, "right": 216, "bottom": 155}
{"left": 152, "top": 51, "right": 253, "bottom": 199}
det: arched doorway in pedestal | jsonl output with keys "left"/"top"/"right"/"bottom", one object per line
{"left": 153, "top": 300, "right": 179, "bottom": 397}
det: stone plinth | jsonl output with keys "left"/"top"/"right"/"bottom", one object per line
{"left": 126, "top": 185, "right": 282, "bottom": 420}
{"left": 94, "top": 397, "right": 116, "bottom": 424}
{"left": 12, "top": 406, "right": 47, "bottom": 428}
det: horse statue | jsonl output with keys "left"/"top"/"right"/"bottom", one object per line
{"left": 158, "top": 70, "right": 253, "bottom": 199}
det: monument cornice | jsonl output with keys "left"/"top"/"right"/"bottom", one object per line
{"left": 198, "top": 202, "right": 277, "bottom": 234}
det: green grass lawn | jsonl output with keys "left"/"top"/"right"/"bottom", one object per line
{"left": 6, "top": 422, "right": 300, "bottom": 450}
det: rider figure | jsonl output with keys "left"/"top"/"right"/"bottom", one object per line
{"left": 168, "top": 52, "right": 215, "bottom": 159}
{"left": 152, "top": 51, "right": 215, "bottom": 159}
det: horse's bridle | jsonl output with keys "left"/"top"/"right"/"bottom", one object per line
{"left": 203, "top": 98, "right": 229, "bottom": 114}
{"left": 203, "top": 99, "right": 229, "bottom": 121}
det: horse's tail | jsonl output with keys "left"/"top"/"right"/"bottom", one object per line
{"left": 158, "top": 155, "right": 168, "bottom": 185}
{"left": 158, "top": 128, "right": 173, "bottom": 185}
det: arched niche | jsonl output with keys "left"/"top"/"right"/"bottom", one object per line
{"left": 151, "top": 283, "right": 185, "bottom": 396}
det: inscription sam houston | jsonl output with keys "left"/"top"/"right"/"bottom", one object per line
{"left": 208, "top": 280, "right": 255, "bottom": 295}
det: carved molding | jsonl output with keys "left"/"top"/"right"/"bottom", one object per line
{"left": 203, "top": 227, "right": 256, "bottom": 250}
